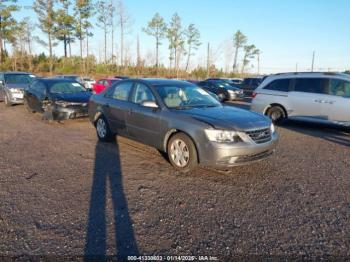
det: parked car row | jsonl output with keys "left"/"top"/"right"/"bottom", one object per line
{"left": 0, "top": 72, "right": 279, "bottom": 172}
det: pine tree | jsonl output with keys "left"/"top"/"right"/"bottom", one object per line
{"left": 167, "top": 13, "right": 184, "bottom": 73}
{"left": 96, "top": 0, "right": 112, "bottom": 63}
{"left": 75, "top": 0, "right": 94, "bottom": 58}
{"left": 142, "top": 13, "right": 167, "bottom": 68}
{"left": 184, "top": 23, "right": 201, "bottom": 71}
{"left": 33, "top": 0, "right": 57, "bottom": 73}
{"left": 232, "top": 30, "right": 247, "bottom": 72}
{"left": 54, "top": 0, "right": 75, "bottom": 58}
{"left": 0, "top": 0, "right": 19, "bottom": 62}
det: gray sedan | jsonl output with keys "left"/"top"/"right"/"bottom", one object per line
{"left": 88, "top": 79, "right": 278, "bottom": 172}
{"left": 0, "top": 72, "right": 37, "bottom": 106}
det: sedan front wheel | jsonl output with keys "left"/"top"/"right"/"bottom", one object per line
{"left": 167, "top": 133, "right": 198, "bottom": 172}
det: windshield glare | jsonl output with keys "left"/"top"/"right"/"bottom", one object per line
{"left": 49, "top": 81, "right": 87, "bottom": 94}
{"left": 5, "top": 74, "right": 36, "bottom": 84}
{"left": 157, "top": 85, "right": 221, "bottom": 109}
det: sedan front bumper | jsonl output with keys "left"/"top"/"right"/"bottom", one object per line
{"left": 199, "top": 132, "right": 279, "bottom": 167}
{"left": 51, "top": 105, "right": 89, "bottom": 120}
{"left": 8, "top": 91, "right": 24, "bottom": 104}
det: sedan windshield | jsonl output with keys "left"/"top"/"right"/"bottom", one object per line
{"left": 157, "top": 85, "right": 221, "bottom": 109}
{"left": 5, "top": 74, "right": 36, "bottom": 84}
{"left": 49, "top": 81, "right": 87, "bottom": 94}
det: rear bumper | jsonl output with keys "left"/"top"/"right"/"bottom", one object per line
{"left": 229, "top": 92, "right": 245, "bottom": 100}
{"left": 199, "top": 132, "right": 279, "bottom": 167}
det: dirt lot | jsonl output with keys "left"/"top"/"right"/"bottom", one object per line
{"left": 0, "top": 101, "right": 350, "bottom": 258}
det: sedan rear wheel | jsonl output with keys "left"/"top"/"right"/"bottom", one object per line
{"left": 95, "top": 116, "right": 114, "bottom": 142}
{"left": 167, "top": 133, "right": 198, "bottom": 172}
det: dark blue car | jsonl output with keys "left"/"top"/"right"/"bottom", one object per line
{"left": 24, "top": 78, "right": 91, "bottom": 120}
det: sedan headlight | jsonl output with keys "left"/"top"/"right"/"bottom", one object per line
{"left": 55, "top": 100, "right": 69, "bottom": 107}
{"left": 205, "top": 129, "right": 241, "bottom": 143}
{"left": 270, "top": 123, "right": 275, "bottom": 134}
{"left": 10, "top": 88, "right": 22, "bottom": 93}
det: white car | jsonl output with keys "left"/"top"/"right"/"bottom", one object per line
{"left": 250, "top": 72, "right": 350, "bottom": 127}
{"left": 82, "top": 77, "right": 95, "bottom": 90}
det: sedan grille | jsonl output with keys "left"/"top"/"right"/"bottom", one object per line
{"left": 246, "top": 127, "right": 271, "bottom": 144}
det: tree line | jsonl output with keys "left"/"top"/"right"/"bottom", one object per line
{"left": 0, "top": 0, "right": 260, "bottom": 78}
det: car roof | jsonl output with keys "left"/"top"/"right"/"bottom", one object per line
{"left": 100, "top": 78, "right": 120, "bottom": 80}
{"left": 263, "top": 72, "right": 350, "bottom": 81}
{"left": 36, "top": 78, "right": 81, "bottom": 83}
{"left": 138, "top": 78, "right": 193, "bottom": 86}
{"left": 2, "top": 71, "right": 32, "bottom": 75}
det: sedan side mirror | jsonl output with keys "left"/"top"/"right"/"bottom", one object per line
{"left": 141, "top": 100, "right": 158, "bottom": 108}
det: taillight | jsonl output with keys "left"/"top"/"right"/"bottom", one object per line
{"left": 252, "top": 92, "right": 257, "bottom": 98}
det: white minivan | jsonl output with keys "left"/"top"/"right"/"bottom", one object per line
{"left": 250, "top": 72, "right": 350, "bottom": 126}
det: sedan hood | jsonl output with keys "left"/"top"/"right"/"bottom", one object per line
{"left": 176, "top": 105, "right": 270, "bottom": 131}
{"left": 51, "top": 92, "right": 91, "bottom": 103}
{"left": 6, "top": 83, "right": 29, "bottom": 90}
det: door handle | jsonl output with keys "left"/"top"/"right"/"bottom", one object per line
{"left": 128, "top": 109, "right": 133, "bottom": 115}
{"left": 314, "top": 99, "right": 325, "bottom": 103}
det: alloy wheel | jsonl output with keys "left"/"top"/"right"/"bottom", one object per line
{"left": 169, "top": 139, "right": 190, "bottom": 167}
{"left": 96, "top": 118, "right": 107, "bottom": 138}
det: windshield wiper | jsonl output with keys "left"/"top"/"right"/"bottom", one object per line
{"left": 195, "top": 104, "right": 219, "bottom": 108}
{"left": 172, "top": 105, "right": 194, "bottom": 110}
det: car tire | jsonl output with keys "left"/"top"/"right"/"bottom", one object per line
{"left": 266, "top": 105, "right": 286, "bottom": 125}
{"left": 167, "top": 132, "right": 198, "bottom": 172}
{"left": 24, "top": 98, "right": 35, "bottom": 113}
{"left": 217, "top": 93, "right": 226, "bottom": 102}
{"left": 4, "top": 94, "right": 12, "bottom": 107}
{"left": 95, "top": 115, "right": 114, "bottom": 142}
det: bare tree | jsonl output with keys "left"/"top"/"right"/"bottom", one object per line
{"left": 116, "top": 0, "right": 132, "bottom": 66}
{"left": 109, "top": 0, "right": 116, "bottom": 63}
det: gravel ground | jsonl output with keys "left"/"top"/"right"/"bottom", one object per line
{"left": 0, "top": 101, "right": 349, "bottom": 259}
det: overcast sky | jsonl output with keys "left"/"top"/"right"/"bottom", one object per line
{"left": 16, "top": 0, "right": 350, "bottom": 74}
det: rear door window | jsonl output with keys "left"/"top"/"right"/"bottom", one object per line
{"left": 131, "top": 83, "right": 156, "bottom": 104}
{"left": 111, "top": 82, "right": 133, "bottom": 101}
{"left": 294, "top": 78, "right": 327, "bottom": 94}
{"left": 329, "top": 79, "right": 350, "bottom": 97}
{"left": 264, "top": 79, "right": 290, "bottom": 92}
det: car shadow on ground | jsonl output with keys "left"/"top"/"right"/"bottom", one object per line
{"left": 84, "top": 140, "right": 139, "bottom": 258}
{"left": 283, "top": 120, "right": 350, "bottom": 148}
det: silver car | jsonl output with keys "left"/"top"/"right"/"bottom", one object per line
{"left": 88, "top": 79, "right": 278, "bottom": 172}
{"left": 0, "top": 72, "right": 37, "bottom": 106}
{"left": 251, "top": 72, "right": 350, "bottom": 127}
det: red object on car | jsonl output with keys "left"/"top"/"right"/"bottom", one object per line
{"left": 252, "top": 92, "right": 257, "bottom": 99}
{"left": 92, "top": 78, "right": 121, "bottom": 94}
